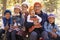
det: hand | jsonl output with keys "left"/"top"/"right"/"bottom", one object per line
{"left": 52, "top": 33, "right": 57, "bottom": 38}
{"left": 52, "top": 29, "right": 57, "bottom": 32}
{"left": 49, "top": 32, "right": 57, "bottom": 38}
{"left": 12, "top": 26, "right": 18, "bottom": 29}
{"left": 4, "top": 26, "right": 9, "bottom": 31}
{"left": 21, "top": 27, "right": 26, "bottom": 31}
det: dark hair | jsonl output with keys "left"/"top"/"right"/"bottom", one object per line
{"left": 4, "top": 10, "right": 11, "bottom": 15}
{"left": 47, "top": 20, "right": 55, "bottom": 28}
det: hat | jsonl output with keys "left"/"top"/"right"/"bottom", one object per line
{"left": 22, "top": 2, "right": 29, "bottom": 8}
{"left": 14, "top": 4, "right": 21, "bottom": 10}
{"left": 48, "top": 14, "right": 55, "bottom": 18}
{"left": 4, "top": 10, "right": 11, "bottom": 15}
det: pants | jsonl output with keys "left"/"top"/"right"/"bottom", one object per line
{"left": 30, "top": 31, "right": 49, "bottom": 40}
{"left": 48, "top": 33, "right": 60, "bottom": 40}
{"left": 7, "top": 30, "right": 17, "bottom": 40}
{"left": 0, "top": 29, "right": 5, "bottom": 38}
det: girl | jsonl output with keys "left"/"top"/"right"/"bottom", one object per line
{"left": 27, "top": 6, "right": 42, "bottom": 23}
{"left": 44, "top": 14, "right": 60, "bottom": 40}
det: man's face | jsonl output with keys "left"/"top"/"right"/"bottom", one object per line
{"left": 5, "top": 13, "right": 11, "bottom": 19}
{"left": 34, "top": 5, "right": 41, "bottom": 13}
{"left": 14, "top": 8, "right": 20, "bottom": 13}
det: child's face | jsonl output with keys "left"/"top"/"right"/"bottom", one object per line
{"left": 30, "top": 10, "right": 35, "bottom": 16}
{"left": 5, "top": 13, "right": 11, "bottom": 19}
{"left": 48, "top": 17, "right": 55, "bottom": 24}
{"left": 14, "top": 8, "right": 20, "bottom": 13}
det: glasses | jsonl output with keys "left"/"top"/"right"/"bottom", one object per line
{"left": 34, "top": 6, "right": 41, "bottom": 9}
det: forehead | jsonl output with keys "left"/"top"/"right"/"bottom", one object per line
{"left": 31, "top": 10, "right": 34, "bottom": 11}
{"left": 22, "top": 4, "right": 28, "bottom": 8}
{"left": 5, "top": 13, "right": 10, "bottom": 14}
{"left": 34, "top": 4, "right": 41, "bottom": 7}
{"left": 14, "top": 8, "right": 20, "bottom": 10}
{"left": 48, "top": 17, "right": 55, "bottom": 19}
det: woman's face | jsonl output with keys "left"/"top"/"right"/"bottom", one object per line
{"left": 30, "top": 10, "right": 35, "bottom": 16}
{"left": 48, "top": 17, "right": 55, "bottom": 24}
{"left": 5, "top": 13, "right": 11, "bottom": 19}
{"left": 14, "top": 8, "right": 20, "bottom": 13}
{"left": 22, "top": 5, "right": 28, "bottom": 13}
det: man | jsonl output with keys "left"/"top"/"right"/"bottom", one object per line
{"left": 29, "top": 2, "right": 49, "bottom": 40}
{"left": 34, "top": 2, "right": 48, "bottom": 26}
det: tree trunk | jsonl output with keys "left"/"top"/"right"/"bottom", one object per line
{"left": 2, "top": 0, "right": 7, "bottom": 16}
{"left": 21, "top": 0, "right": 25, "bottom": 3}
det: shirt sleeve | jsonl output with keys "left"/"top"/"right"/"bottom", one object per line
{"left": 44, "top": 22, "right": 52, "bottom": 32}
{"left": 36, "top": 15, "right": 42, "bottom": 23}
{"left": 27, "top": 15, "right": 33, "bottom": 22}
{"left": 55, "top": 25, "right": 60, "bottom": 36}
{"left": 1, "top": 19, "right": 4, "bottom": 29}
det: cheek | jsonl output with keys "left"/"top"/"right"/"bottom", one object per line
{"left": 48, "top": 19, "right": 54, "bottom": 23}
{"left": 35, "top": 9, "right": 40, "bottom": 12}
{"left": 14, "top": 9, "right": 20, "bottom": 12}
{"left": 22, "top": 7, "right": 27, "bottom": 10}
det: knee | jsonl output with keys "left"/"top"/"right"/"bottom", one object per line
{"left": 11, "top": 30, "right": 16, "bottom": 35}
{"left": 42, "top": 31, "right": 48, "bottom": 35}
{"left": 30, "top": 31, "right": 37, "bottom": 37}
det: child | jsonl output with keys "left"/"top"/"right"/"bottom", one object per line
{"left": 13, "top": 4, "right": 24, "bottom": 27}
{"left": 1, "top": 10, "right": 12, "bottom": 40}
{"left": 27, "top": 6, "right": 42, "bottom": 23}
{"left": 44, "top": 14, "right": 60, "bottom": 40}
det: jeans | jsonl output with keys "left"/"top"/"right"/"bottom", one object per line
{"left": 30, "top": 31, "right": 49, "bottom": 40}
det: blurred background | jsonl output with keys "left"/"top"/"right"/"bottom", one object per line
{"left": 0, "top": 0, "right": 60, "bottom": 27}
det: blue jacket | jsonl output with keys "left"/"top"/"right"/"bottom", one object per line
{"left": 12, "top": 13, "right": 24, "bottom": 27}
{"left": 3, "top": 17, "right": 12, "bottom": 27}
{"left": 44, "top": 22, "right": 60, "bottom": 36}
{"left": 35, "top": 11, "right": 48, "bottom": 26}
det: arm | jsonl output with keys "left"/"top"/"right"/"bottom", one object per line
{"left": 27, "top": 15, "right": 33, "bottom": 22}
{"left": 55, "top": 25, "right": 60, "bottom": 36}
{"left": 36, "top": 15, "right": 42, "bottom": 23}
{"left": 29, "top": 26, "right": 35, "bottom": 32}
{"left": 44, "top": 22, "right": 52, "bottom": 33}
{"left": 1, "top": 19, "right": 4, "bottom": 29}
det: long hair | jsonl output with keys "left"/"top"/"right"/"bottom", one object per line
{"left": 47, "top": 20, "right": 55, "bottom": 28}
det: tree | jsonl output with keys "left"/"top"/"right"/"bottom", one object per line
{"left": 44, "top": 0, "right": 58, "bottom": 12}
{"left": 2, "top": 0, "right": 7, "bottom": 16}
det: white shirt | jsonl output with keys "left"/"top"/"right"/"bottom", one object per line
{"left": 27, "top": 15, "right": 42, "bottom": 23}
{"left": 1, "top": 19, "right": 4, "bottom": 29}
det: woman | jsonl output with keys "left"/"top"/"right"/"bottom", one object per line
{"left": 11, "top": 4, "right": 24, "bottom": 40}
{"left": 44, "top": 14, "right": 60, "bottom": 40}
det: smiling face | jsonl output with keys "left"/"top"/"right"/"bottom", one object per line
{"left": 30, "top": 10, "right": 35, "bottom": 16}
{"left": 5, "top": 13, "right": 11, "bottom": 19}
{"left": 22, "top": 4, "right": 28, "bottom": 13}
{"left": 48, "top": 17, "right": 55, "bottom": 24}
{"left": 14, "top": 8, "right": 20, "bottom": 13}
